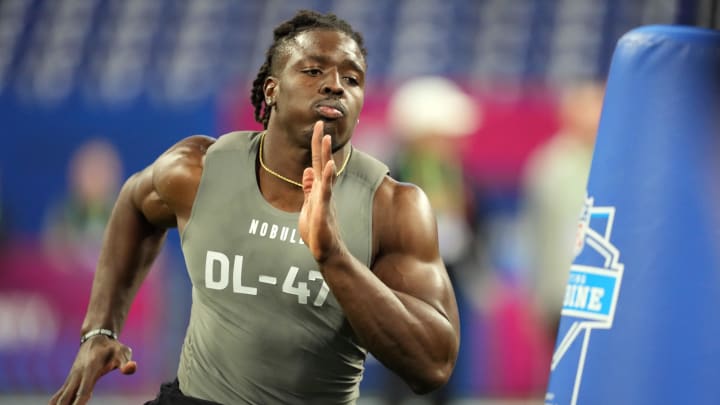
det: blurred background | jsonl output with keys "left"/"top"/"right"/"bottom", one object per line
{"left": 0, "top": 0, "right": 716, "bottom": 404}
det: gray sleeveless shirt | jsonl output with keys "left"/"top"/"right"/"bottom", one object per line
{"left": 177, "top": 131, "right": 388, "bottom": 404}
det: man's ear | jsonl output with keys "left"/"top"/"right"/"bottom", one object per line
{"left": 264, "top": 77, "right": 278, "bottom": 106}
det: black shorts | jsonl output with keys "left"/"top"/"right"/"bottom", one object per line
{"left": 144, "top": 379, "right": 222, "bottom": 405}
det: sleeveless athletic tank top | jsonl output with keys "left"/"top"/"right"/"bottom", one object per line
{"left": 177, "top": 131, "right": 388, "bottom": 404}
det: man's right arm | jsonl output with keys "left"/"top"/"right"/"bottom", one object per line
{"left": 81, "top": 134, "right": 214, "bottom": 335}
{"left": 50, "top": 135, "right": 214, "bottom": 405}
{"left": 80, "top": 168, "right": 171, "bottom": 341}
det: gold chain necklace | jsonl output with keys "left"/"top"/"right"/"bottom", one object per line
{"left": 258, "top": 131, "right": 352, "bottom": 188}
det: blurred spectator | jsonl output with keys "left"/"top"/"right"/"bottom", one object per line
{"left": 42, "top": 138, "right": 123, "bottom": 272}
{"left": 0, "top": 139, "right": 170, "bottom": 393}
{"left": 388, "top": 76, "right": 480, "bottom": 268}
{"left": 379, "top": 76, "right": 480, "bottom": 404}
{"left": 520, "top": 81, "right": 605, "bottom": 340}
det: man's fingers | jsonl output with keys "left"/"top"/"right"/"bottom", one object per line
{"left": 51, "top": 341, "right": 135, "bottom": 405}
{"left": 51, "top": 374, "right": 82, "bottom": 405}
{"left": 51, "top": 374, "right": 80, "bottom": 405}
{"left": 311, "top": 121, "right": 324, "bottom": 174}
{"left": 322, "top": 160, "right": 335, "bottom": 196}
{"left": 49, "top": 385, "right": 68, "bottom": 405}
{"left": 70, "top": 383, "right": 92, "bottom": 405}
{"left": 120, "top": 360, "right": 137, "bottom": 375}
{"left": 72, "top": 365, "right": 105, "bottom": 405}
{"left": 322, "top": 135, "right": 334, "bottom": 174}
{"left": 302, "top": 167, "right": 314, "bottom": 194}
{"left": 120, "top": 345, "right": 133, "bottom": 363}
{"left": 114, "top": 345, "right": 135, "bottom": 374}
{"left": 49, "top": 380, "right": 68, "bottom": 404}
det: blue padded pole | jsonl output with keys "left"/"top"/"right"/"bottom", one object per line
{"left": 545, "top": 25, "right": 720, "bottom": 405}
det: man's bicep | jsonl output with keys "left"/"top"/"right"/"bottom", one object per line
{"left": 127, "top": 135, "right": 214, "bottom": 229}
{"left": 128, "top": 167, "right": 177, "bottom": 228}
{"left": 149, "top": 135, "right": 214, "bottom": 228}
{"left": 373, "top": 253, "right": 455, "bottom": 320}
{"left": 372, "top": 181, "right": 457, "bottom": 319}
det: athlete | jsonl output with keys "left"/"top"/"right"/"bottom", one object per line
{"left": 51, "top": 10, "right": 460, "bottom": 405}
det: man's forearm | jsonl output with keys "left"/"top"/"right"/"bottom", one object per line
{"left": 319, "top": 251, "right": 457, "bottom": 393}
{"left": 80, "top": 187, "right": 168, "bottom": 335}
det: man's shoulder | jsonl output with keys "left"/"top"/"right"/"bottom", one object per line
{"left": 211, "top": 130, "right": 262, "bottom": 152}
{"left": 371, "top": 176, "right": 438, "bottom": 256}
{"left": 174, "top": 135, "right": 218, "bottom": 153}
{"left": 155, "top": 130, "right": 261, "bottom": 177}
{"left": 166, "top": 130, "right": 260, "bottom": 157}
{"left": 373, "top": 176, "right": 428, "bottom": 211}
{"left": 152, "top": 135, "right": 216, "bottom": 187}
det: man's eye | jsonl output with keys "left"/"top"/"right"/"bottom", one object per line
{"left": 304, "top": 69, "right": 322, "bottom": 76}
{"left": 344, "top": 77, "right": 359, "bottom": 85}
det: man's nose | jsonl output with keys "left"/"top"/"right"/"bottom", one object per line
{"left": 321, "top": 71, "right": 344, "bottom": 96}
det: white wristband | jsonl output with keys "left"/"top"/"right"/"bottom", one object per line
{"left": 80, "top": 328, "right": 118, "bottom": 345}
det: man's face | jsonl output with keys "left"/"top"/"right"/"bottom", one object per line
{"left": 266, "top": 29, "right": 366, "bottom": 149}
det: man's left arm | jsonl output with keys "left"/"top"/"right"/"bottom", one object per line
{"left": 319, "top": 180, "right": 460, "bottom": 394}
{"left": 299, "top": 121, "right": 460, "bottom": 394}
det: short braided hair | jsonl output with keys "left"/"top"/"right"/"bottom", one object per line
{"left": 250, "top": 10, "right": 368, "bottom": 128}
